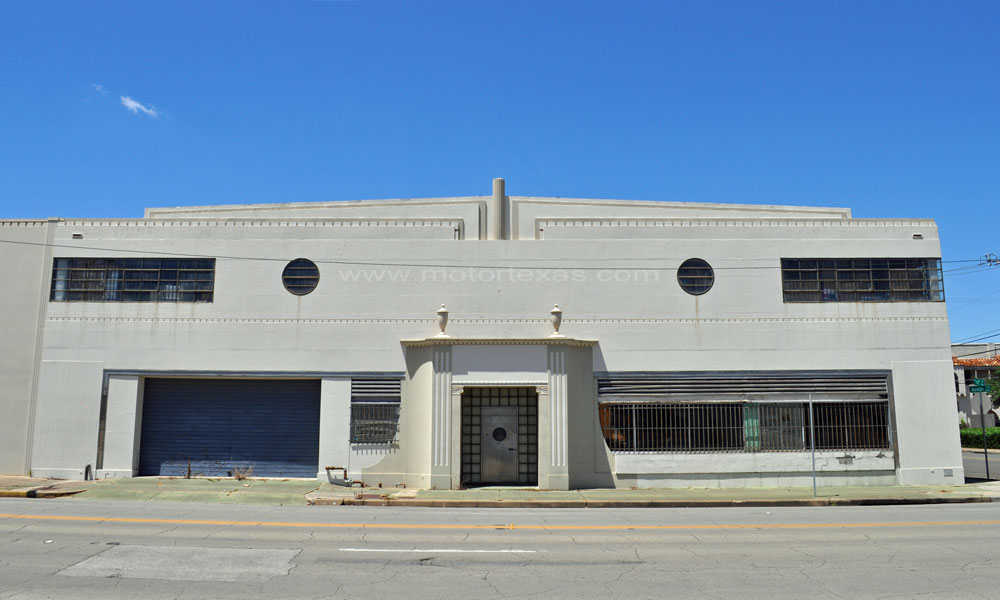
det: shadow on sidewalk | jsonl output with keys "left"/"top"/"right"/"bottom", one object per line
{"left": 965, "top": 477, "right": 997, "bottom": 484}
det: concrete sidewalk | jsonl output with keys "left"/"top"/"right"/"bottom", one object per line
{"left": 46, "top": 477, "right": 319, "bottom": 505}
{"left": 312, "top": 482, "right": 1000, "bottom": 508}
{"left": 0, "top": 476, "right": 91, "bottom": 499}
{"left": 3, "top": 476, "right": 1000, "bottom": 507}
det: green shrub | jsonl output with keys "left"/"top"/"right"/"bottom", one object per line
{"left": 959, "top": 428, "right": 1000, "bottom": 449}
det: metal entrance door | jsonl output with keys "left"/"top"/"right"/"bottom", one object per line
{"left": 461, "top": 387, "right": 538, "bottom": 486}
{"left": 481, "top": 407, "right": 518, "bottom": 483}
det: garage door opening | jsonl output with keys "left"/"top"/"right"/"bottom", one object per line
{"left": 138, "top": 378, "right": 320, "bottom": 478}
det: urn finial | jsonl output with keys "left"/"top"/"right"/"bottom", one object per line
{"left": 550, "top": 304, "right": 564, "bottom": 338}
{"left": 436, "top": 304, "right": 450, "bottom": 337}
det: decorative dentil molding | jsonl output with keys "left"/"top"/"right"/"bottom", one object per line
{"left": 53, "top": 218, "right": 466, "bottom": 229}
{"left": 536, "top": 218, "right": 936, "bottom": 229}
{"left": 47, "top": 316, "right": 948, "bottom": 326}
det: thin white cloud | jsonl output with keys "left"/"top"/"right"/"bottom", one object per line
{"left": 120, "top": 96, "right": 159, "bottom": 117}
{"left": 92, "top": 83, "right": 108, "bottom": 96}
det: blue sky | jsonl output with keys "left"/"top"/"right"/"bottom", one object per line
{"left": 0, "top": 1, "right": 997, "bottom": 343}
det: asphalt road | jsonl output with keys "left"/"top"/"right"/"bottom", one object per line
{"left": 964, "top": 449, "right": 999, "bottom": 481}
{"left": 2, "top": 498, "right": 1000, "bottom": 599}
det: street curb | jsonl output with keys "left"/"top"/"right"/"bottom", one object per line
{"left": 0, "top": 488, "right": 86, "bottom": 499}
{"left": 962, "top": 447, "right": 1000, "bottom": 454}
{"left": 335, "top": 495, "right": 999, "bottom": 508}
{"left": 307, "top": 497, "right": 346, "bottom": 506}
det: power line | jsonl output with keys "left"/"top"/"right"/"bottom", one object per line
{"left": 943, "top": 265, "right": 1000, "bottom": 276}
{"left": 955, "top": 325, "right": 1000, "bottom": 343}
{"left": 952, "top": 346, "right": 1000, "bottom": 360}
{"left": 943, "top": 254, "right": 1000, "bottom": 274}
{"left": 0, "top": 238, "right": 778, "bottom": 271}
{"left": 0, "top": 237, "right": 990, "bottom": 274}
{"left": 6, "top": 235, "right": 995, "bottom": 347}
{"left": 955, "top": 331, "right": 1000, "bottom": 345}
{"left": 949, "top": 285, "right": 1000, "bottom": 313}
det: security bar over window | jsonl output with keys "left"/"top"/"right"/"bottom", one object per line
{"left": 350, "top": 379, "right": 401, "bottom": 444}
{"left": 599, "top": 401, "right": 891, "bottom": 453}
{"left": 349, "top": 403, "right": 400, "bottom": 444}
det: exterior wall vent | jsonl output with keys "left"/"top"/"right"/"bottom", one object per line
{"left": 598, "top": 371, "right": 890, "bottom": 400}
{"left": 350, "top": 378, "right": 402, "bottom": 401}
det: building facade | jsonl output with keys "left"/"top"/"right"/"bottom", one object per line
{"left": 953, "top": 344, "right": 999, "bottom": 428}
{"left": 0, "top": 180, "right": 964, "bottom": 488}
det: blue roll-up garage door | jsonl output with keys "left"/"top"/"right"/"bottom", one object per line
{"left": 139, "top": 378, "right": 320, "bottom": 478}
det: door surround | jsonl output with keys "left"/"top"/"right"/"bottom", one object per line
{"left": 400, "top": 336, "right": 597, "bottom": 491}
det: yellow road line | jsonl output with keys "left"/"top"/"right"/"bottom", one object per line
{"left": 1, "top": 513, "right": 1000, "bottom": 531}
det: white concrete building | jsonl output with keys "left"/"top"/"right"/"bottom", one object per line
{"left": 0, "top": 180, "right": 964, "bottom": 488}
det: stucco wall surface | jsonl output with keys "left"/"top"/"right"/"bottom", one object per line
{"left": 39, "top": 219, "right": 947, "bottom": 374}
{"left": 31, "top": 360, "right": 104, "bottom": 479}
{"left": 0, "top": 222, "right": 50, "bottom": 475}
{"left": 892, "top": 360, "right": 965, "bottom": 484}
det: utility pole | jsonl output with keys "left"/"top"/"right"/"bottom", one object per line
{"left": 809, "top": 393, "right": 817, "bottom": 497}
{"left": 981, "top": 391, "right": 990, "bottom": 480}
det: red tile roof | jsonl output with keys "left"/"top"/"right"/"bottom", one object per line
{"left": 953, "top": 356, "right": 1000, "bottom": 367}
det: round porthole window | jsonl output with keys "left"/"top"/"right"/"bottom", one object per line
{"left": 282, "top": 258, "right": 320, "bottom": 296}
{"left": 492, "top": 428, "right": 507, "bottom": 442}
{"left": 677, "top": 258, "right": 714, "bottom": 295}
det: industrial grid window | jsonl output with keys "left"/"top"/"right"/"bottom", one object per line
{"left": 50, "top": 257, "right": 215, "bottom": 302}
{"left": 350, "top": 379, "right": 401, "bottom": 444}
{"left": 781, "top": 258, "right": 944, "bottom": 303}
{"left": 599, "top": 401, "right": 891, "bottom": 453}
